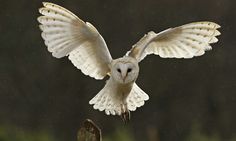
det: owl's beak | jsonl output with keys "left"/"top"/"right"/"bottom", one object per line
{"left": 122, "top": 77, "right": 126, "bottom": 82}
{"left": 121, "top": 73, "right": 127, "bottom": 82}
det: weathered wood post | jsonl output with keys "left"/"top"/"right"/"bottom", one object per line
{"left": 78, "top": 119, "right": 102, "bottom": 141}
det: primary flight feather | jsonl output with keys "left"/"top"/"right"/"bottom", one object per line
{"left": 38, "top": 2, "right": 112, "bottom": 79}
{"left": 38, "top": 2, "right": 221, "bottom": 122}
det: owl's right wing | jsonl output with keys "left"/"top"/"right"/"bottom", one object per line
{"left": 38, "top": 2, "right": 112, "bottom": 80}
{"left": 127, "top": 22, "right": 221, "bottom": 62}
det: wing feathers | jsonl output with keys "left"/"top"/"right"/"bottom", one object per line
{"left": 181, "top": 22, "right": 220, "bottom": 29}
{"left": 38, "top": 2, "right": 112, "bottom": 79}
{"left": 42, "top": 2, "right": 79, "bottom": 20}
{"left": 39, "top": 8, "right": 73, "bottom": 22}
{"left": 127, "top": 21, "right": 220, "bottom": 61}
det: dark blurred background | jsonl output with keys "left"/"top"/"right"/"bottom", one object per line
{"left": 0, "top": 0, "right": 236, "bottom": 141}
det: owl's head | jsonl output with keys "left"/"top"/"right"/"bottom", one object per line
{"left": 110, "top": 57, "right": 139, "bottom": 84}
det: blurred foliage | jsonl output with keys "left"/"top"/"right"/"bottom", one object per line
{"left": 0, "top": 123, "right": 236, "bottom": 141}
{"left": 0, "top": 125, "right": 55, "bottom": 141}
{"left": 186, "top": 123, "right": 236, "bottom": 141}
{"left": 103, "top": 127, "right": 134, "bottom": 141}
{"left": 103, "top": 124, "right": 236, "bottom": 141}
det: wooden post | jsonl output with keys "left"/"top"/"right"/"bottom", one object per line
{"left": 77, "top": 119, "right": 102, "bottom": 141}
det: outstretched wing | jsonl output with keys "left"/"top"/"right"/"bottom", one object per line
{"left": 127, "top": 22, "right": 221, "bottom": 62}
{"left": 38, "top": 2, "right": 112, "bottom": 79}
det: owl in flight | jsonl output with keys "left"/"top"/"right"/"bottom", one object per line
{"left": 38, "top": 2, "right": 220, "bottom": 122}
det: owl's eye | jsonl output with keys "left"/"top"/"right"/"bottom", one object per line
{"left": 127, "top": 68, "right": 132, "bottom": 73}
{"left": 117, "top": 68, "right": 121, "bottom": 73}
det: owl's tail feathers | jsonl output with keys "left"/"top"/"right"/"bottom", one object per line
{"left": 89, "top": 82, "right": 149, "bottom": 118}
{"left": 89, "top": 83, "right": 122, "bottom": 116}
{"left": 126, "top": 83, "right": 149, "bottom": 111}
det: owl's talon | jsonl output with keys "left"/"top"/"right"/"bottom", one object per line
{"left": 120, "top": 104, "right": 130, "bottom": 123}
{"left": 121, "top": 110, "right": 130, "bottom": 123}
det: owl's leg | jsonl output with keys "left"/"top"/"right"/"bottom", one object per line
{"left": 120, "top": 103, "right": 130, "bottom": 123}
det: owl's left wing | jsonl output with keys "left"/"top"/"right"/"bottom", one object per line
{"left": 127, "top": 22, "right": 221, "bottom": 62}
{"left": 38, "top": 2, "right": 112, "bottom": 80}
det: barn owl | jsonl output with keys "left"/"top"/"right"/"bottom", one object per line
{"left": 38, "top": 2, "right": 221, "bottom": 122}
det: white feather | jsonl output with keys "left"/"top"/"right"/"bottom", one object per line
{"left": 127, "top": 21, "right": 221, "bottom": 61}
{"left": 89, "top": 79, "right": 122, "bottom": 116}
{"left": 89, "top": 79, "right": 149, "bottom": 115}
{"left": 127, "top": 83, "right": 149, "bottom": 111}
{"left": 38, "top": 2, "right": 112, "bottom": 80}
